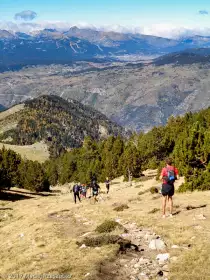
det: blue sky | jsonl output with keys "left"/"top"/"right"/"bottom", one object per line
{"left": 1, "top": 0, "right": 210, "bottom": 37}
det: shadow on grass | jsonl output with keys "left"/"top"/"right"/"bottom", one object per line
{"left": 0, "top": 191, "right": 33, "bottom": 202}
{"left": 173, "top": 210, "right": 181, "bottom": 216}
{"left": 8, "top": 189, "right": 56, "bottom": 197}
{"left": 0, "top": 207, "right": 13, "bottom": 210}
{"left": 186, "top": 204, "right": 207, "bottom": 211}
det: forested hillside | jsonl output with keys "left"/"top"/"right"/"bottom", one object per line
{"left": 0, "top": 95, "right": 128, "bottom": 157}
{"left": 45, "top": 108, "right": 210, "bottom": 192}
{"left": 1, "top": 104, "right": 210, "bottom": 193}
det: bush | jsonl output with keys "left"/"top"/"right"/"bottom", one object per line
{"left": 76, "top": 234, "right": 120, "bottom": 247}
{"left": 113, "top": 204, "right": 129, "bottom": 212}
{"left": 95, "top": 220, "right": 123, "bottom": 233}
{"left": 148, "top": 208, "right": 160, "bottom": 214}
{"left": 150, "top": 187, "right": 159, "bottom": 194}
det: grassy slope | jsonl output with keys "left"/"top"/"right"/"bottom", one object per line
{"left": 0, "top": 142, "right": 49, "bottom": 163}
{"left": 0, "top": 173, "right": 210, "bottom": 280}
{"left": 0, "top": 104, "right": 49, "bottom": 163}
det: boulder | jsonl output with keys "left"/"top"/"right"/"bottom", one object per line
{"left": 156, "top": 253, "right": 170, "bottom": 264}
{"left": 149, "top": 239, "right": 166, "bottom": 250}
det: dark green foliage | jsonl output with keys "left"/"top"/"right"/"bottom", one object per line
{"left": 113, "top": 204, "right": 129, "bottom": 212}
{"left": 18, "top": 160, "right": 50, "bottom": 192}
{"left": 0, "top": 95, "right": 128, "bottom": 158}
{"left": 0, "top": 146, "right": 49, "bottom": 192}
{"left": 95, "top": 220, "right": 123, "bottom": 233}
{"left": 76, "top": 235, "right": 121, "bottom": 247}
{"left": 150, "top": 187, "right": 159, "bottom": 194}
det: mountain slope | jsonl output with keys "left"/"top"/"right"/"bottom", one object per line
{"left": 0, "top": 95, "right": 128, "bottom": 151}
{"left": 1, "top": 61, "right": 210, "bottom": 131}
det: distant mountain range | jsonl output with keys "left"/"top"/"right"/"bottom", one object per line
{"left": 2, "top": 27, "right": 210, "bottom": 71}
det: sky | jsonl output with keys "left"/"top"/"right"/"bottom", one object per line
{"left": 1, "top": 0, "right": 210, "bottom": 38}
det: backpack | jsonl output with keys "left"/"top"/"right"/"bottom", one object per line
{"left": 166, "top": 167, "right": 176, "bottom": 184}
{"left": 73, "top": 184, "right": 80, "bottom": 193}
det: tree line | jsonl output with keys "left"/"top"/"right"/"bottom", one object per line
{"left": 1, "top": 107, "right": 210, "bottom": 192}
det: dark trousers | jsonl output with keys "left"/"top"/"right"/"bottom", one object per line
{"left": 106, "top": 185, "right": 110, "bottom": 194}
{"left": 74, "top": 192, "right": 81, "bottom": 203}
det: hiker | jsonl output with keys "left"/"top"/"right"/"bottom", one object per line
{"left": 72, "top": 183, "right": 81, "bottom": 204}
{"left": 159, "top": 158, "right": 179, "bottom": 218}
{"left": 91, "top": 174, "right": 97, "bottom": 185}
{"left": 105, "top": 177, "right": 110, "bottom": 194}
{"left": 81, "top": 184, "right": 87, "bottom": 199}
{"left": 91, "top": 181, "right": 100, "bottom": 202}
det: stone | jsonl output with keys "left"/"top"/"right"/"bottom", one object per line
{"left": 137, "top": 272, "right": 149, "bottom": 280}
{"left": 84, "top": 273, "right": 90, "bottom": 277}
{"left": 19, "top": 233, "right": 24, "bottom": 238}
{"left": 149, "top": 239, "right": 166, "bottom": 250}
{"left": 193, "top": 214, "right": 206, "bottom": 220}
{"left": 80, "top": 244, "right": 87, "bottom": 249}
{"left": 156, "top": 253, "right": 170, "bottom": 264}
{"left": 171, "top": 245, "right": 180, "bottom": 249}
{"left": 138, "top": 257, "right": 150, "bottom": 265}
{"left": 81, "top": 232, "right": 92, "bottom": 237}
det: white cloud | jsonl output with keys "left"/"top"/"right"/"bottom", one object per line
{"left": 14, "top": 10, "right": 37, "bottom": 21}
{"left": 1, "top": 20, "right": 210, "bottom": 39}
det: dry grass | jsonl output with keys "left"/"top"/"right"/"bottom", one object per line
{"left": 0, "top": 104, "right": 24, "bottom": 121}
{"left": 0, "top": 172, "right": 210, "bottom": 279}
{"left": 0, "top": 142, "right": 49, "bottom": 163}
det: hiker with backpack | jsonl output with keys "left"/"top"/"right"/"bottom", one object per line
{"left": 91, "top": 181, "right": 100, "bottom": 202}
{"left": 72, "top": 183, "right": 81, "bottom": 204}
{"left": 160, "top": 158, "right": 179, "bottom": 218}
{"left": 105, "top": 177, "right": 111, "bottom": 194}
{"left": 80, "top": 184, "right": 87, "bottom": 199}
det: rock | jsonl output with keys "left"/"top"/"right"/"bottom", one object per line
{"left": 19, "top": 233, "right": 24, "bottom": 238}
{"left": 134, "top": 263, "right": 141, "bottom": 269}
{"left": 149, "top": 239, "right": 166, "bottom": 250}
{"left": 193, "top": 214, "right": 206, "bottom": 220}
{"left": 156, "top": 253, "right": 170, "bottom": 264}
{"left": 138, "top": 257, "right": 150, "bottom": 265}
{"left": 80, "top": 244, "right": 87, "bottom": 249}
{"left": 137, "top": 272, "right": 149, "bottom": 280}
{"left": 171, "top": 245, "right": 180, "bottom": 249}
{"left": 81, "top": 232, "right": 92, "bottom": 237}
{"left": 121, "top": 233, "right": 130, "bottom": 238}
{"left": 144, "top": 233, "right": 154, "bottom": 242}
{"left": 85, "top": 273, "right": 90, "bottom": 277}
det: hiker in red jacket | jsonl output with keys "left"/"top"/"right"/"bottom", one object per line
{"left": 160, "top": 158, "right": 179, "bottom": 218}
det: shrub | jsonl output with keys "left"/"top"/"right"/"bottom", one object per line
{"left": 76, "top": 235, "right": 120, "bottom": 247}
{"left": 95, "top": 220, "right": 123, "bottom": 233}
{"left": 150, "top": 187, "right": 159, "bottom": 194}
{"left": 148, "top": 208, "right": 160, "bottom": 214}
{"left": 113, "top": 204, "right": 129, "bottom": 212}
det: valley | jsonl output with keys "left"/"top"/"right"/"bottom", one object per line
{"left": 0, "top": 61, "right": 210, "bottom": 131}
